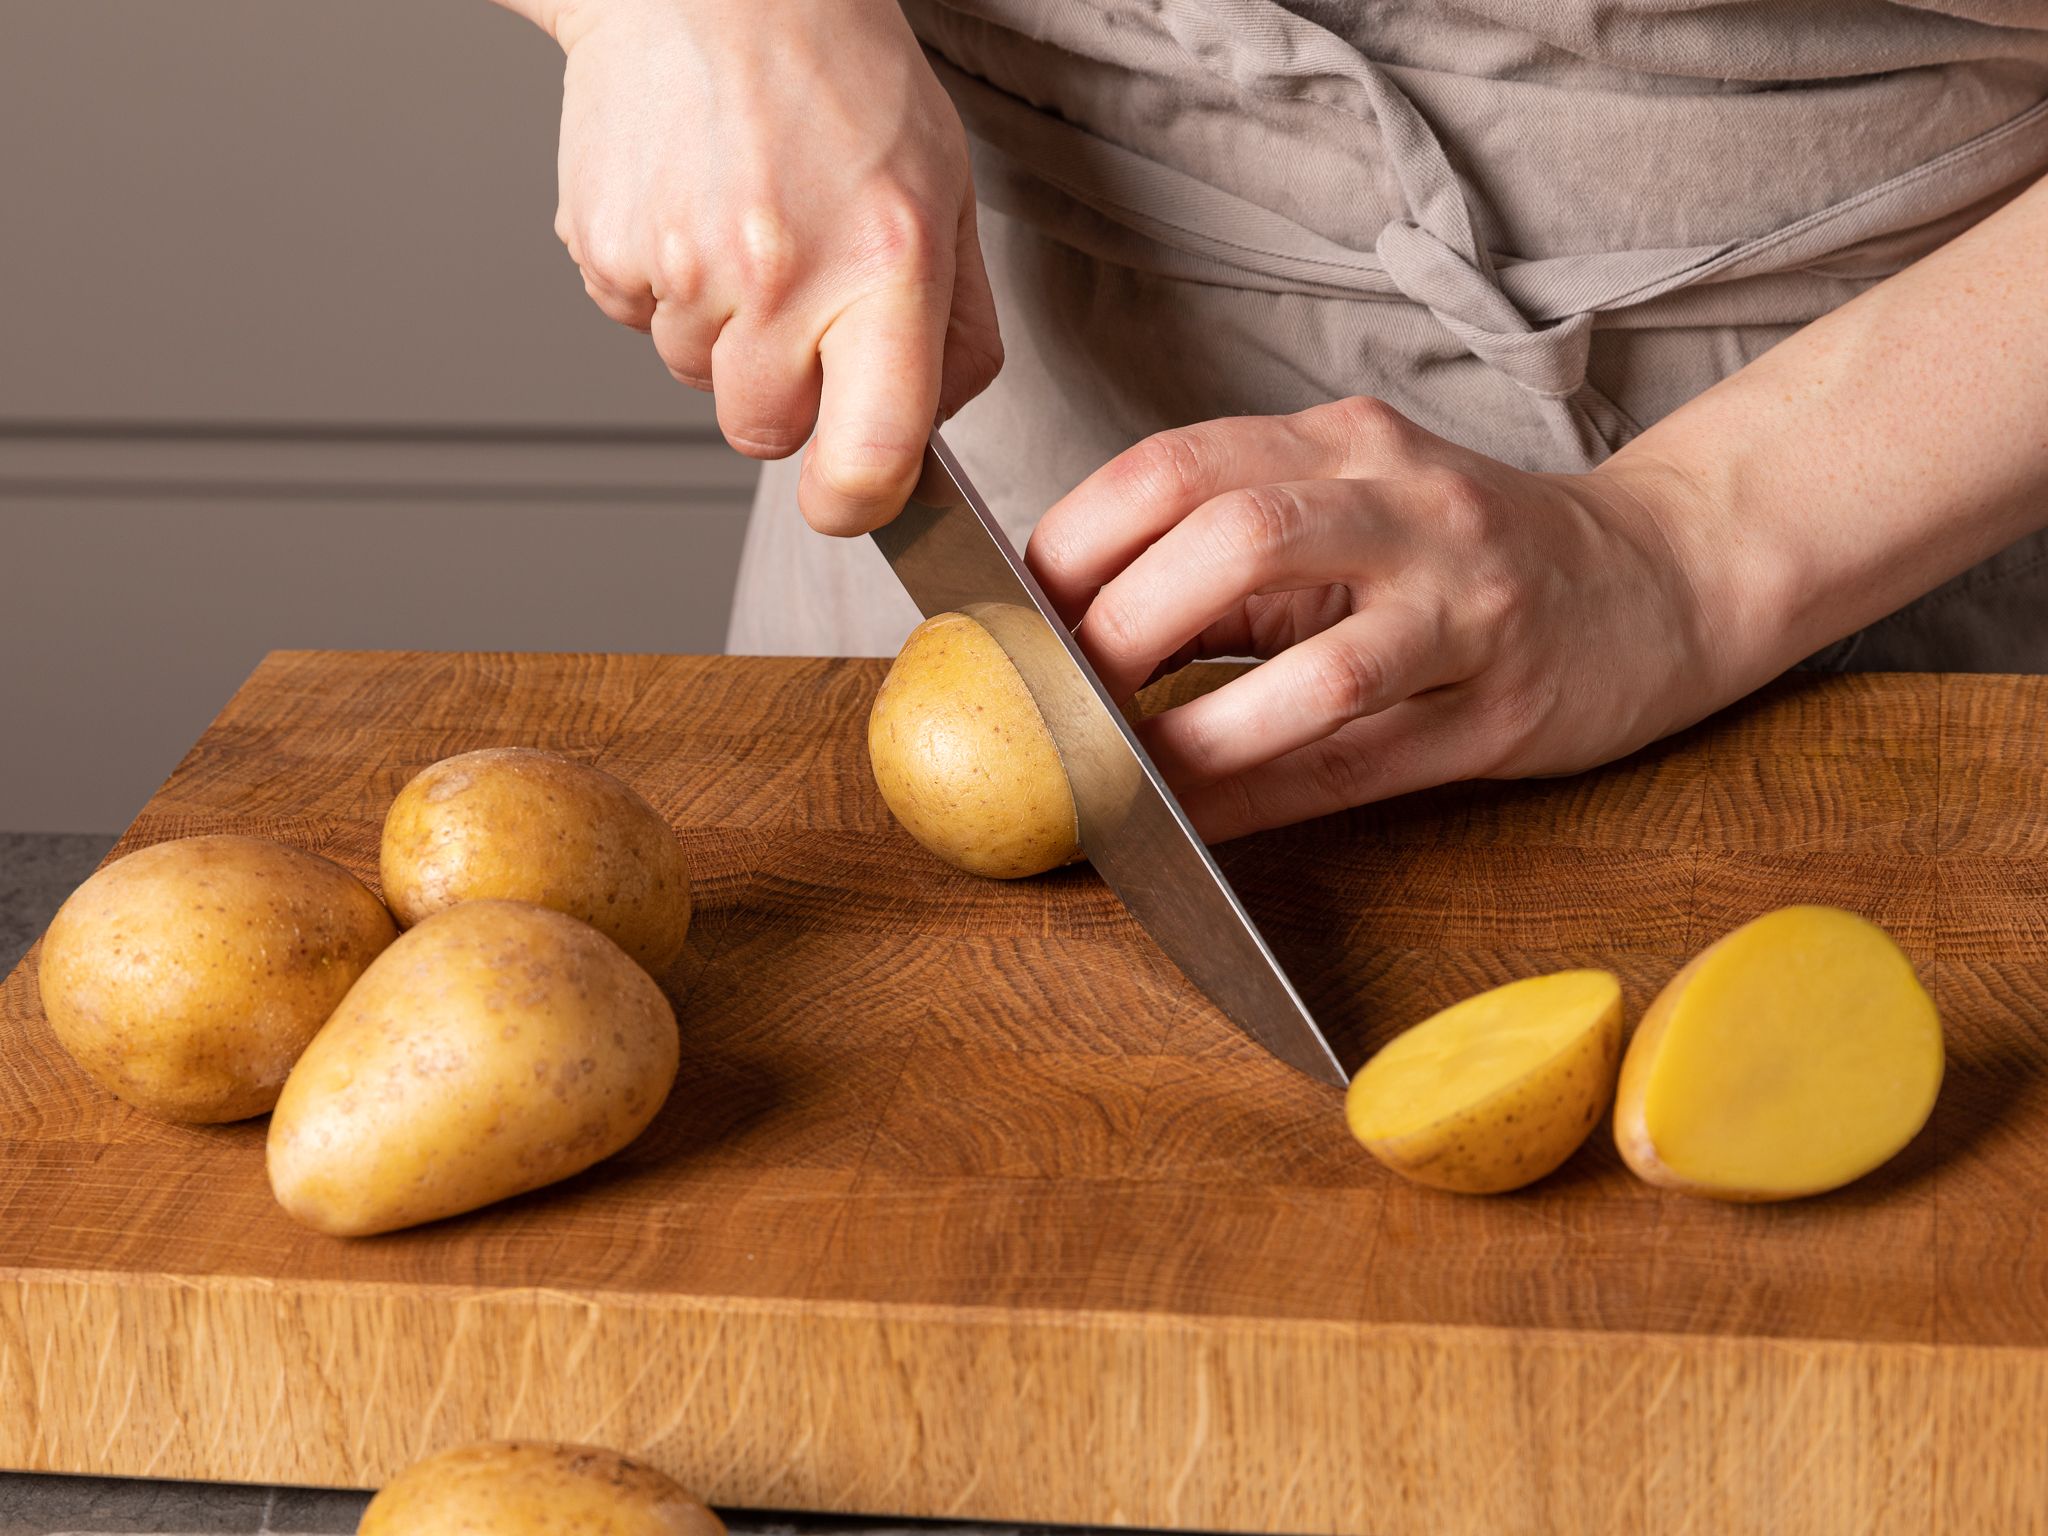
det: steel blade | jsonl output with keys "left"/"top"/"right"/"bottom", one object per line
{"left": 871, "top": 433, "right": 1346, "bottom": 1087}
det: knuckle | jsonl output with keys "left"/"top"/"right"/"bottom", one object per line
{"left": 736, "top": 204, "right": 802, "bottom": 308}
{"left": 1330, "top": 394, "right": 1415, "bottom": 454}
{"left": 851, "top": 184, "right": 941, "bottom": 282}
{"left": 1117, "top": 429, "right": 1209, "bottom": 510}
{"left": 1431, "top": 468, "right": 1498, "bottom": 541}
{"left": 1163, "top": 702, "right": 1222, "bottom": 769}
{"left": 1217, "top": 483, "right": 1301, "bottom": 567}
{"left": 576, "top": 233, "right": 637, "bottom": 297}
{"left": 651, "top": 326, "right": 709, "bottom": 382}
{"left": 1086, "top": 597, "right": 1145, "bottom": 667}
{"left": 950, "top": 328, "right": 1004, "bottom": 399}
{"left": 1469, "top": 571, "right": 1526, "bottom": 630}
{"left": 1213, "top": 772, "right": 1260, "bottom": 836}
{"left": 1303, "top": 740, "right": 1369, "bottom": 812}
{"left": 1302, "top": 642, "right": 1386, "bottom": 727}
{"left": 653, "top": 225, "right": 705, "bottom": 304}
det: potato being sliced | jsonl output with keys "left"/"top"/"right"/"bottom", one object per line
{"left": 1346, "top": 970, "right": 1623, "bottom": 1194}
{"left": 867, "top": 610, "right": 1081, "bottom": 879}
{"left": 1614, "top": 905, "right": 1942, "bottom": 1201}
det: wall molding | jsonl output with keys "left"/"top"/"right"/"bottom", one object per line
{"left": 0, "top": 419, "right": 757, "bottom": 507}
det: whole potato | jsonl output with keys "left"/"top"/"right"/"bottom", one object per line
{"left": 37, "top": 835, "right": 396, "bottom": 1122}
{"left": 359, "top": 1441, "right": 724, "bottom": 1535}
{"left": 381, "top": 747, "right": 691, "bottom": 974}
{"left": 868, "top": 611, "right": 1081, "bottom": 879}
{"left": 267, "top": 900, "right": 678, "bottom": 1236}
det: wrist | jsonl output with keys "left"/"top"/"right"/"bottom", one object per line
{"left": 1579, "top": 448, "right": 1810, "bottom": 699}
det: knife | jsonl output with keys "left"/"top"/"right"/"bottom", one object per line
{"left": 871, "top": 432, "right": 1347, "bottom": 1087}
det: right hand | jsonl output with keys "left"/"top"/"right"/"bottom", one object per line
{"left": 545, "top": 0, "right": 1002, "bottom": 532}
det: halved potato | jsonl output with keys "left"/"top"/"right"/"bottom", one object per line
{"left": 1346, "top": 970, "right": 1623, "bottom": 1193}
{"left": 1614, "top": 905, "right": 1942, "bottom": 1201}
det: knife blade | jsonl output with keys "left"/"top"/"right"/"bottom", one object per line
{"left": 871, "top": 432, "right": 1346, "bottom": 1087}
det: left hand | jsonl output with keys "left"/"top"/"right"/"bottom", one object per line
{"left": 1026, "top": 396, "right": 1750, "bottom": 841}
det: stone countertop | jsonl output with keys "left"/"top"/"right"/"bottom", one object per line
{"left": 0, "top": 832, "right": 1104, "bottom": 1536}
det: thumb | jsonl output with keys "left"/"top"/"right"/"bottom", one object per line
{"left": 801, "top": 267, "right": 951, "bottom": 537}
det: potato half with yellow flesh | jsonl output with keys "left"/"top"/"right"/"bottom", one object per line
{"left": 1347, "top": 970, "right": 1623, "bottom": 1193}
{"left": 359, "top": 1441, "right": 724, "bottom": 1535}
{"left": 1614, "top": 905, "right": 1942, "bottom": 1201}
{"left": 867, "top": 611, "right": 1081, "bottom": 879}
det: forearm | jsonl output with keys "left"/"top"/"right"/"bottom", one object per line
{"left": 1599, "top": 172, "right": 2048, "bottom": 683}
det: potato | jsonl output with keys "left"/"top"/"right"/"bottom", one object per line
{"left": 1614, "top": 905, "right": 1942, "bottom": 1201}
{"left": 358, "top": 1441, "right": 724, "bottom": 1535}
{"left": 381, "top": 747, "right": 691, "bottom": 974}
{"left": 267, "top": 900, "right": 677, "bottom": 1235}
{"left": 867, "top": 611, "right": 1081, "bottom": 878}
{"left": 1346, "top": 970, "right": 1623, "bottom": 1194}
{"left": 36, "top": 834, "right": 396, "bottom": 1122}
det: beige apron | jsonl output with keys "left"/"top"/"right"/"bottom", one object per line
{"left": 727, "top": 0, "right": 2048, "bottom": 670}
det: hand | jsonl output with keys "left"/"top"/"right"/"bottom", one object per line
{"left": 1027, "top": 398, "right": 1752, "bottom": 841}
{"left": 543, "top": 0, "right": 1001, "bottom": 532}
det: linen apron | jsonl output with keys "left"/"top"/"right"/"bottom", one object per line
{"left": 726, "top": 0, "right": 2048, "bottom": 671}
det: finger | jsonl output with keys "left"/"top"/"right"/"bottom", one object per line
{"left": 801, "top": 278, "right": 951, "bottom": 535}
{"left": 1124, "top": 586, "right": 1359, "bottom": 689}
{"left": 582, "top": 268, "right": 657, "bottom": 333}
{"left": 1139, "top": 601, "right": 1464, "bottom": 789}
{"left": 938, "top": 199, "right": 1004, "bottom": 420}
{"left": 1181, "top": 688, "right": 1491, "bottom": 842}
{"left": 1077, "top": 479, "right": 1406, "bottom": 701}
{"left": 1027, "top": 414, "right": 1344, "bottom": 624}
{"left": 650, "top": 296, "right": 727, "bottom": 392}
{"left": 710, "top": 319, "right": 824, "bottom": 459}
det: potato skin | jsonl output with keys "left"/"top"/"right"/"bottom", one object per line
{"left": 358, "top": 1441, "right": 725, "bottom": 1535}
{"left": 36, "top": 835, "right": 396, "bottom": 1122}
{"left": 1349, "top": 974, "right": 1623, "bottom": 1194}
{"left": 267, "top": 900, "right": 678, "bottom": 1236}
{"left": 867, "top": 612, "right": 1081, "bottom": 879}
{"left": 381, "top": 748, "right": 692, "bottom": 974}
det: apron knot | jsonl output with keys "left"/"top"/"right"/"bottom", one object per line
{"left": 1373, "top": 218, "right": 1593, "bottom": 401}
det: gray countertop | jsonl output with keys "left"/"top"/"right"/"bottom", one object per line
{"left": 0, "top": 833, "right": 1114, "bottom": 1536}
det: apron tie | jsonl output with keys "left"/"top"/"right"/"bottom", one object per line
{"left": 928, "top": 0, "right": 2048, "bottom": 466}
{"left": 1373, "top": 218, "right": 1594, "bottom": 401}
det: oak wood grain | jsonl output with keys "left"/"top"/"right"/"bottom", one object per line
{"left": 2, "top": 652, "right": 2044, "bottom": 1533}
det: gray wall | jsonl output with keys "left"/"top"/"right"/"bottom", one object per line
{"left": 1, "top": 0, "right": 755, "bottom": 833}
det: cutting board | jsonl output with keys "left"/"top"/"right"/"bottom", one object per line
{"left": 2, "top": 651, "right": 2044, "bottom": 1535}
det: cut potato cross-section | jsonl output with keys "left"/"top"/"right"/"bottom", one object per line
{"left": 1346, "top": 970, "right": 1624, "bottom": 1194}
{"left": 1614, "top": 905, "right": 1942, "bottom": 1201}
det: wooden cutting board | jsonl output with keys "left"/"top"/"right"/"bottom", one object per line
{"left": 2, "top": 651, "right": 2044, "bottom": 1534}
